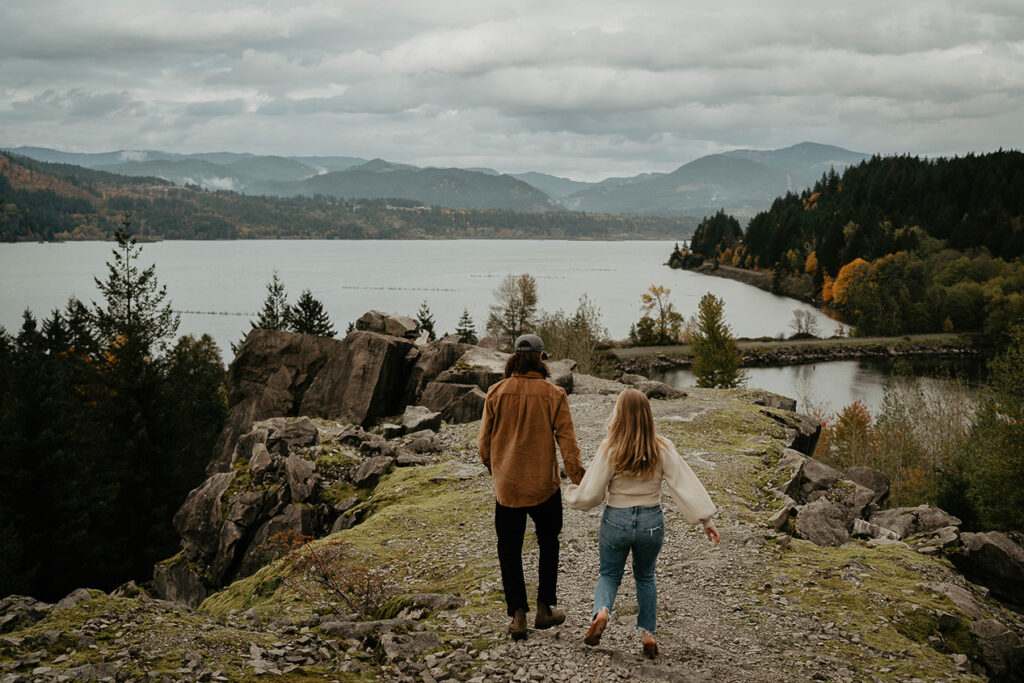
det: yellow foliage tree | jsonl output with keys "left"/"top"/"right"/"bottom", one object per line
{"left": 719, "top": 247, "right": 733, "bottom": 264}
{"left": 832, "top": 258, "right": 871, "bottom": 307}
{"left": 805, "top": 251, "right": 819, "bottom": 274}
{"left": 822, "top": 274, "right": 834, "bottom": 303}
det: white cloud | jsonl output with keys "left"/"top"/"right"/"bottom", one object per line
{"left": 1, "top": 0, "right": 1022, "bottom": 179}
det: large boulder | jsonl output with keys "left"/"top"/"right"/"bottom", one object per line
{"left": 402, "top": 405, "right": 443, "bottom": 434}
{"left": 635, "top": 380, "right": 685, "bottom": 400}
{"left": 795, "top": 498, "right": 850, "bottom": 547}
{"left": 868, "top": 505, "right": 962, "bottom": 539}
{"left": 748, "top": 390, "right": 798, "bottom": 412}
{"left": 841, "top": 466, "right": 890, "bottom": 507}
{"left": 402, "top": 338, "right": 472, "bottom": 405}
{"left": 951, "top": 532, "right": 1024, "bottom": 607}
{"left": 546, "top": 359, "right": 576, "bottom": 393}
{"left": 420, "top": 381, "right": 487, "bottom": 424}
{"left": 777, "top": 450, "right": 842, "bottom": 503}
{"left": 212, "top": 329, "right": 345, "bottom": 473}
{"left": 761, "top": 409, "right": 822, "bottom": 456}
{"left": 573, "top": 373, "right": 629, "bottom": 396}
{"left": 434, "top": 347, "right": 507, "bottom": 391}
{"left": 173, "top": 472, "right": 236, "bottom": 563}
{"left": 970, "top": 618, "right": 1024, "bottom": 680}
{"left": 153, "top": 554, "right": 211, "bottom": 609}
{"left": 285, "top": 454, "right": 318, "bottom": 502}
{"left": 355, "top": 310, "right": 419, "bottom": 339}
{"left": 300, "top": 330, "right": 416, "bottom": 427}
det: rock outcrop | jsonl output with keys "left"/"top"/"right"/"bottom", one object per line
{"left": 211, "top": 329, "right": 345, "bottom": 473}
{"left": 156, "top": 416, "right": 454, "bottom": 606}
{"left": 951, "top": 532, "right": 1024, "bottom": 607}
{"left": 299, "top": 330, "right": 415, "bottom": 426}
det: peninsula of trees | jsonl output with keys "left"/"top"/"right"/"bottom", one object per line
{"left": 673, "top": 152, "right": 1024, "bottom": 340}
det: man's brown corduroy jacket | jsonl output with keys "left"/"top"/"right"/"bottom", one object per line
{"left": 478, "top": 371, "right": 585, "bottom": 507}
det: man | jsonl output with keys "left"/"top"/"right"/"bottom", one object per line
{"left": 478, "top": 333, "right": 585, "bottom": 640}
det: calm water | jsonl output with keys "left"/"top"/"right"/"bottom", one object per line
{"left": 0, "top": 240, "right": 836, "bottom": 350}
{"left": 657, "top": 357, "right": 987, "bottom": 416}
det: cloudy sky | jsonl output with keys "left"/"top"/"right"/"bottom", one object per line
{"left": 2, "top": 0, "right": 1023, "bottom": 180}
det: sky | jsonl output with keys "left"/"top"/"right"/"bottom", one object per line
{"left": 2, "top": 0, "right": 1023, "bottom": 181}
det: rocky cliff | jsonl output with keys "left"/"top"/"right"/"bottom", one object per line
{"left": 2, "top": 317, "right": 1023, "bottom": 682}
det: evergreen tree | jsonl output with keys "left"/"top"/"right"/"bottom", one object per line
{"left": 93, "top": 213, "right": 179, "bottom": 352}
{"left": 288, "top": 289, "right": 336, "bottom": 337}
{"left": 254, "top": 270, "right": 291, "bottom": 330}
{"left": 690, "top": 292, "right": 745, "bottom": 388}
{"left": 416, "top": 300, "right": 436, "bottom": 340}
{"left": 961, "top": 324, "right": 1024, "bottom": 530}
{"left": 455, "top": 309, "right": 478, "bottom": 345}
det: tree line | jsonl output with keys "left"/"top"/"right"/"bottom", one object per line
{"left": 0, "top": 216, "right": 226, "bottom": 600}
{"left": 677, "top": 152, "right": 1024, "bottom": 341}
{"left": 0, "top": 152, "right": 695, "bottom": 242}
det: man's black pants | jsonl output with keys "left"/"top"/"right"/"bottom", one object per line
{"left": 495, "top": 489, "right": 563, "bottom": 617}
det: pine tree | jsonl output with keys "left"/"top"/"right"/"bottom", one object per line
{"left": 416, "top": 300, "right": 436, "bottom": 340}
{"left": 455, "top": 308, "right": 478, "bottom": 345}
{"left": 93, "top": 213, "right": 179, "bottom": 351}
{"left": 254, "top": 270, "right": 291, "bottom": 330}
{"left": 288, "top": 289, "right": 336, "bottom": 337}
{"left": 690, "top": 292, "right": 745, "bottom": 388}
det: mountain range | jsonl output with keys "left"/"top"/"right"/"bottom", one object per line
{"left": 4, "top": 142, "right": 870, "bottom": 217}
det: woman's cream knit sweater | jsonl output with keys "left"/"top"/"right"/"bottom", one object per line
{"left": 564, "top": 437, "right": 716, "bottom": 527}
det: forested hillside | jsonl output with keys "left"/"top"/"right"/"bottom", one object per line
{"left": 680, "top": 152, "right": 1024, "bottom": 339}
{"left": 0, "top": 153, "right": 695, "bottom": 241}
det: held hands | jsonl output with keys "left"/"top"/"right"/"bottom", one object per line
{"left": 704, "top": 523, "right": 720, "bottom": 548}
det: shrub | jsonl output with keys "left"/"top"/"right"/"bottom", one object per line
{"left": 274, "top": 533, "right": 409, "bottom": 619}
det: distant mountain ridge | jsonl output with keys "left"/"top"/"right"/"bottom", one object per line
{"left": 5, "top": 142, "right": 870, "bottom": 216}
{"left": 563, "top": 142, "right": 869, "bottom": 217}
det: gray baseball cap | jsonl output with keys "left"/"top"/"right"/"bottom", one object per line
{"left": 514, "top": 333, "right": 546, "bottom": 356}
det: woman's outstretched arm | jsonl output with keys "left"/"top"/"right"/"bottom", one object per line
{"left": 564, "top": 441, "right": 613, "bottom": 511}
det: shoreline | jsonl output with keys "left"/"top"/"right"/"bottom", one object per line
{"left": 613, "top": 334, "right": 986, "bottom": 374}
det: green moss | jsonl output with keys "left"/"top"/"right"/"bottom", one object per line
{"left": 321, "top": 481, "right": 361, "bottom": 506}
{"left": 765, "top": 540, "right": 983, "bottom": 680}
{"left": 201, "top": 461, "right": 493, "bottom": 619}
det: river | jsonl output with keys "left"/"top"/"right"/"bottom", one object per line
{"left": 0, "top": 239, "right": 976, "bottom": 416}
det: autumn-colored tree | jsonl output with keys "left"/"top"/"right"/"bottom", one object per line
{"left": 486, "top": 274, "right": 539, "bottom": 351}
{"left": 632, "top": 285, "right": 684, "bottom": 345}
{"left": 805, "top": 251, "right": 819, "bottom": 274}
{"left": 831, "top": 258, "right": 871, "bottom": 307}
{"left": 821, "top": 274, "right": 835, "bottom": 303}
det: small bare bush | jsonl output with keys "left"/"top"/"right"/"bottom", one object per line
{"left": 269, "top": 532, "right": 409, "bottom": 619}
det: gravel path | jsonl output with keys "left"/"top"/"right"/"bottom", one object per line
{"left": 415, "top": 389, "right": 980, "bottom": 683}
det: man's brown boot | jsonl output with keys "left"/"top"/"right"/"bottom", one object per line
{"left": 509, "top": 609, "right": 528, "bottom": 640}
{"left": 534, "top": 602, "right": 566, "bottom": 629}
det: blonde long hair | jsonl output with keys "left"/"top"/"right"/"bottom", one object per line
{"left": 605, "top": 388, "right": 666, "bottom": 480}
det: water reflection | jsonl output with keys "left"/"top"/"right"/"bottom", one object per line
{"left": 657, "top": 358, "right": 987, "bottom": 416}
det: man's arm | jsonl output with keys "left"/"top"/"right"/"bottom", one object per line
{"left": 478, "top": 390, "right": 495, "bottom": 473}
{"left": 552, "top": 391, "right": 585, "bottom": 484}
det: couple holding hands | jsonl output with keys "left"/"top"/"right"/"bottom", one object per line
{"left": 478, "top": 334, "right": 720, "bottom": 658}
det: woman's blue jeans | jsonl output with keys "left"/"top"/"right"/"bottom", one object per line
{"left": 593, "top": 504, "right": 665, "bottom": 633}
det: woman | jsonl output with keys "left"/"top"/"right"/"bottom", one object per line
{"left": 564, "top": 388, "right": 720, "bottom": 658}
